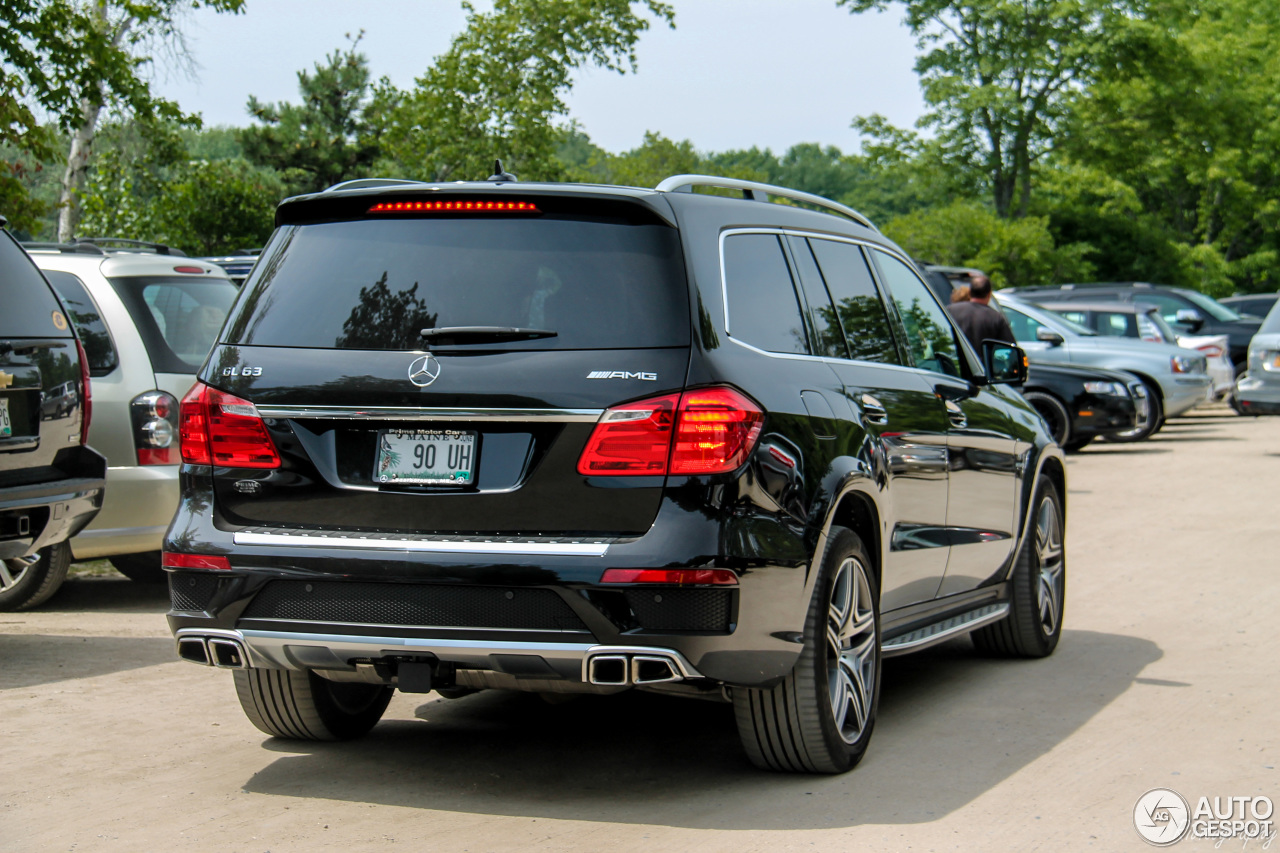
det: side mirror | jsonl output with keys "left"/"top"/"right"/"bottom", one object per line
{"left": 1035, "top": 326, "right": 1065, "bottom": 346}
{"left": 983, "top": 340, "right": 1028, "bottom": 385}
{"left": 1175, "top": 308, "right": 1204, "bottom": 332}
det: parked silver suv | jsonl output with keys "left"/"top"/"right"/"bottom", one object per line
{"left": 25, "top": 240, "right": 237, "bottom": 581}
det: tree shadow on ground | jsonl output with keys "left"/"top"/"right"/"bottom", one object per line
{"left": 0, "top": 634, "right": 174, "bottom": 689}
{"left": 242, "top": 628, "right": 1161, "bottom": 830}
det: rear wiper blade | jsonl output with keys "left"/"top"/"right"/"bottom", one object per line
{"left": 419, "top": 326, "right": 558, "bottom": 343}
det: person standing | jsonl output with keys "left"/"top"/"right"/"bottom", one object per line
{"left": 946, "top": 274, "right": 1015, "bottom": 350}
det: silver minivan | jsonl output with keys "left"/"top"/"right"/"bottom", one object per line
{"left": 26, "top": 241, "right": 238, "bottom": 581}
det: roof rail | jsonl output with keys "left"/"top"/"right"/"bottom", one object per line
{"left": 655, "top": 174, "right": 878, "bottom": 232}
{"left": 20, "top": 240, "right": 107, "bottom": 255}
{"left": 322, "top": 178, "right": 428, "bottom": 194}
{"left": 72, "top": 237, "right": 186, "bottom": 256}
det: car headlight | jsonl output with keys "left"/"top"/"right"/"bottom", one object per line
{"left": 1170, "top": 355, "right": 1199, "bottom": 373}
{"left": 1083, "top": 381, "right": 1127, "bottom": 396}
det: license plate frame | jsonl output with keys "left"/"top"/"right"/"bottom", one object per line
{"left": 0, "top": 397, "right": 11, "bottom": 437}
{"left": 374, "top": 428, "right": 478, "bottom": 486}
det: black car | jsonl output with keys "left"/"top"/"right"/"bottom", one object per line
{"left": 165, "top": 173, "right": 1066, "bottom": 774}
{"left": 1021, "top": 363, "right": 1144, "bottom": 450}
{"left": 1007, "top": 282, "right": 1260, "bottom": 373}
{"left": 0, "top": 219, "right": 107, "bottom": 610}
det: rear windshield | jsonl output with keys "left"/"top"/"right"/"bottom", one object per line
{"left": 224, "top": 218, "right": 690, "bottom": 350}
{"left": 108, "top": 275, "right": 238, "bottom": 374}
{"left": 0, "top": 235, "right": 72, "bottom": 338}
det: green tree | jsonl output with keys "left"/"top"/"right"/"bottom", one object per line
{"left": 239, "top": 33, "right": 381, "bottom": 196}
{"left": 376, "top": 0, "right": 674, "bottom": 182}
{"left": 885, "top": 200, "right": 1093, "bottom": 287}
{"left": 838, "top": 0, "right": 1136, "bottom": 218}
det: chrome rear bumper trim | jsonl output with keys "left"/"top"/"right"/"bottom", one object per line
{"left": 231, "top": 530, "right": 611, "bottom": 557}
{"left": 255, "top": 405, "right": 604, "bottom": 423}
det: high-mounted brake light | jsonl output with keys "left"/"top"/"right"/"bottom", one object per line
{"left": 162, "top": 552, "right": 231, "bottom": 571}
{"left": 172, "top": 265, "right": 207, "bottom": 274}
{"left": 600, "top": 568, "right": 738, "bottom": 586}
{"left": 179, "top": 382, "right": 280, "bottom": 468}
{"left": 367, "top": 200, "right": 540, "bottom": 213}
{"left": 577, "top": 386, "right": 764, "bottom": 477}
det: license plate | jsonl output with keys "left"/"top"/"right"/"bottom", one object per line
{"left": 375, "top": 429, "right": 476, "bottom": 485}
{"left": 0, "top": 398, "right": 10, "bottom": 437}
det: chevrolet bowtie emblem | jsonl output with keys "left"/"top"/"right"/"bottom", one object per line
{"left": 0, "top": 370, "right": 12, "bottom": 389}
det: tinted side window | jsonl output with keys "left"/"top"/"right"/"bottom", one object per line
{"left": 1002, "top": 305, "right": 1046, "bottom": 342}
{"left": 785, "top": 236, "right": 846, "bottom": 358}
{"left": 723, "top": 234, "right": 809, "bottom": 355}
{"left": 43, "top": 271, "right": 119, "bottom": 376}
{"left": 108, "top": 276, "right": 238, "bottom": 373}
{"left": 871, "top": 250, "right": 961, "bottom": 377}
{"left": 0, "top": 236, "right": 70, "bottom": 338}
{"left": 809, "top": 239, "right": 902, "bottom": 364}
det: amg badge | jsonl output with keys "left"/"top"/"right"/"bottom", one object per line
{"left": 586, "top": 371, "right": 657, "bottom": 381}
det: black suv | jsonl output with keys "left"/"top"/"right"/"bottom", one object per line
{"left": 0, "top": 220, "right": 107, "bottom": 610}
{"left": 166, "top": 174, "right": 1066, "bottom": 773}
{"left": 1007, "top": 282, "right": 1261, "bottom": 372}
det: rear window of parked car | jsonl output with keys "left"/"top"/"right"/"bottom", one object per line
{"left": 43, "top": 270, "right": 119, "bottom": 376}
{"left": 108, "top": 276, "right": 238, "bottom": 374}
{"left": 224, "top": 218, "right": 691, "bottom": 351}
{"left": 0, "top": 235, "right": 72, "bottom": 338}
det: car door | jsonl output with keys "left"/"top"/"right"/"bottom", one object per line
{"left": 790, "top": 235, "right": 952, "bottom": 612}
{"left": 870, "top": 250, "right": 1019, "bottom": 600}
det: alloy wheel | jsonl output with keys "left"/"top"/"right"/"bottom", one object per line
{"left": 0, "top": 557, "right": 35, "bottom": 591}
{"left": 827, "top": 555, "right": 877, "bottom": 744}
{"left": 1034, "top": 495, "right": 1065, "bottom": 634}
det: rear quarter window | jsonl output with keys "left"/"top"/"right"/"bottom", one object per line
{"left": 224, "top": 217, "right": 691, "bottom": 351}
{"left": 722, "top": 233, "right": 810, "bottom": 355}
{"left": 0, "top": 236, "right": 72, "bottom": 338}
{"left": 43, "top": 270, "right": 119, "bottom": 376}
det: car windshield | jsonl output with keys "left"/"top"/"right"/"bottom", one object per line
{"left": 1180, "top": 290, "right": 1243, "bottom": 322}
{"left": 1261, "top": 301, "right": 1280, "bottom": 334}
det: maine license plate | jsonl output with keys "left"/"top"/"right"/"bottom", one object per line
{"left": 0, "top": 398, "right": 10, "bottom": 437}
{"left": 375, "top": 429, "right": 476, "bottom": 485}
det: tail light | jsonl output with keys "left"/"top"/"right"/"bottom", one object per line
{"left": 179, "top": 382, "right": 280, "bottom": 468}
{"left": 600, "top": 568, "right": 738, "bottom": 585}
{"left": 130, "top": 390, "right": 180, "bottom": 465}
{"left": 1195, "top": 343, "right": 1225, "bottom": 359}
{"left": 577, "top": 386, "right": 764, "bottom": 476}
{"left": 75, "top": 339, "right": 92, "bottom": 446}
{"left": 162, "top": 552, "right": 231, "bottom": 571}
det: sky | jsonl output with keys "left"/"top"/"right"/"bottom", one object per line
{"left": 152, "top": 0, "right": 927, "bottom": 156}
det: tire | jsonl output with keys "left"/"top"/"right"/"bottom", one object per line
{"left": 0, "top": 541, "right": 71, "bottom": 612}
{"left": 1024, "top": 392, "right": 1071, "bottom": 447}
{"left": 1062, "top": 436, "right": 1093, "bottom": 452}
{"left": 109, "top": 551, "right": 166, "bottom": 584}
{"left": 972, "top": 475, "right": 1065, "bottom": 658}
{"left": 234, "top": 669, "right": 393, "bottom": 741}
{"left": 1102, "top": 379, "right": 1162, "bottom": 442}
{"left": 732, "top": 526, "right": 880, "bottom": 774}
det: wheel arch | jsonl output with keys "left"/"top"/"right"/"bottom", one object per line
{"left": 828, "top": 488, "right": 883, "bottom": 592}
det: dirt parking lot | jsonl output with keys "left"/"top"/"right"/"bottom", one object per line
{"left": 2, "top": 407, "right": 1276, "bottom": 852}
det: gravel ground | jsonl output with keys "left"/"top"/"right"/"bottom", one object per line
{"left": 1, "top": 407, "right": 1275, "bottom": 852}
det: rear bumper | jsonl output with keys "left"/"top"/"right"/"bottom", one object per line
{"left": 70, "top": 463, "right": 178, "bottom": 559}
{"left": 0, "top": 447, "right": 106, "bottom": 560}
{"left": 1237, "top": 375, "right": 1280, "bottom": 413}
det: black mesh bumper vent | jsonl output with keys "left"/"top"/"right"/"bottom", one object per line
{"left": 241, "top": 580, "right": 589, "bottom": 632}
{"left": 169, "top": 572, "right": 221, "bottom": 612}
{"left": 624, "top": 589, "right": 732, "bottom": 632}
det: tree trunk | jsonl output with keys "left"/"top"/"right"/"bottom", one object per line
{"left": 57, "top": 97, "right": 103, "bottom": 242}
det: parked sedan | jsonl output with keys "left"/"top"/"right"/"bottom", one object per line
{"left": 1236, "top": 300, "right": 1280, "bottom": 414}
{"left": 994, "top": 294, "right": 1211, "bottom": 430}
{"left": 1021, "top": 363, "right": 1143, "bottom": 450}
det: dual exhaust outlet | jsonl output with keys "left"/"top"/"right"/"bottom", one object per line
{"left": 585, "top": 651, "right": 688, "bottom": 686}
{"left": 177, "top": 634, "right": 249, "bottom": 669}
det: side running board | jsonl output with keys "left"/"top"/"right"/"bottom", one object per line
{"left": 881, "top": 603, "right": 1010, "bottom": 658}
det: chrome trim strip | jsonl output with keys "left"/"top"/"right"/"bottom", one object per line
{"left": 880, "top": 603, "right": 1010, "bottom": 658}
{"left": 231, "top": 531, "right": 611, "bottom": 556}
{"left": 656, "top": 174, "right": 879, "bottom": 231}
{"left": 236, "top": 617, "right": 591, "bottom": 635}
{"left": 255, "top": 405, "right": 604, "bottom": 423}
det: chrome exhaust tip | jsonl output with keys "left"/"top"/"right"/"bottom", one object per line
{"left": 207, "top": 638, "right": 248, "bottom": 669}
{"left": 587, "top": 655, "right": 629, "bottom": 685}
{"left": 177, "top": 637, "right": 211, "bottom": 666}
{"left": 632, "top": 655, "right": 680, "bottom": 685}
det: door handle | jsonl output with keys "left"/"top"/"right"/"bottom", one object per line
{"left": 945, "top": 399, "right": 967, "bottom": 429}
{"left": 860, "top": 394, "right": 888, "bottom": 425}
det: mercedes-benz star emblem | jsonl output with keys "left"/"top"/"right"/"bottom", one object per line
{"left": 407, "top": 354, "right": 442, "bottom": 387}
